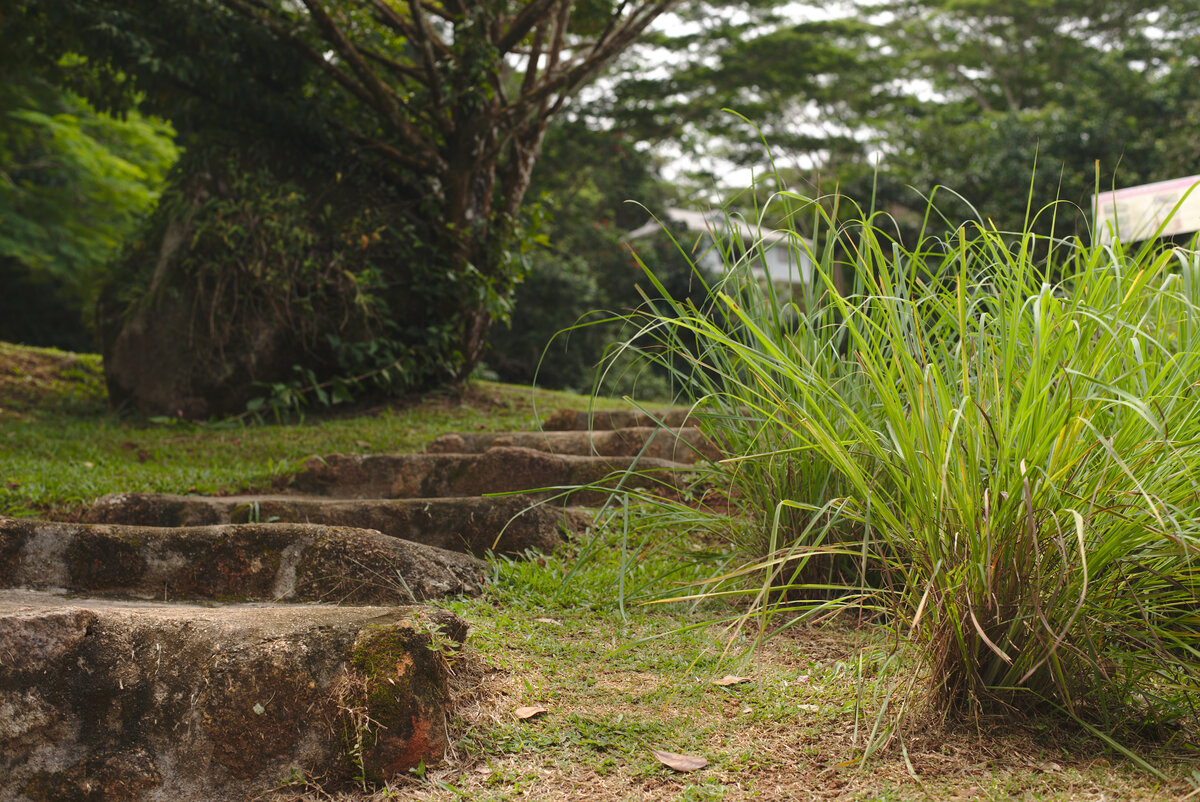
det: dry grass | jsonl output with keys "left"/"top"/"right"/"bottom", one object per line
{"left": 268, "top": 615, "right": 1192, "bottom": 801}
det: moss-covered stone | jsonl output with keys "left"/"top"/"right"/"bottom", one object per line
{"left": 66, "top": 529, "right": 147, "bottom": 589}
{"left": 425, "top": 426, "right": 722, "bottom": 463}
{"left": 0, "top": 591, "right": 466, "bottom": 800}
{"left": 0, "top": 518, "right": 481, "bottom": 603}
{"left": 343, "top": 611, "right": 466, "bottom": 781}
{"left": 0, "top": 520, "right": 22, "bottom": 583}
{"left": 85, "top": 493, "right": 582, "bottom": 557}
{"left": 281, "top": 447, "right": 688, "bottom": 505}
{"left": 541, "top": 407, "right": 693, "bottom": 431}
{"left": 21, "top": 748, "right": 160, "bottom": 802}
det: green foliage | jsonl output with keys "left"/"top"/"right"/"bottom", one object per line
{"left": 614, "top": 176, "right": 1200, "bottom": 761}
{"left": 487, "top": 121, "right": 680, "bottom": 394}
{"left": 101, "top": 137, "right": 481, "bottom": 414}
{"left": 0, "top": 73, "right": 177, "bottom": 349}
{"left": 608, "top": 0, "right": 1200, "bottom": 240}
{"left": 862, "top": 0, "right": 1200, "bottom": 237}
{"left": 15, "top": 0, "right": 681, "bottom": 406}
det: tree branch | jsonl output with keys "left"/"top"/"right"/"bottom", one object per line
{"left": 503, "top": 0, "right": 679, "bottom": 126}
{"left": 338, "top": 122, "right": 438, "bottom": 173}
{"left": 540, "top": 0, "right": 572, "bottom": 116}
{"left": 365, "top": 0, "right": 450, "bottom": 57}
{"left": 521, "top": 20, "right": 547, "bottom": 97}
{"left": 408, "top": 0, "right": 448, "bottom": 125}
{"left": 417, "top": 0, "right": 453, "bottom": 22}
{"left": 497, "top": 0, "right": 560, "bottom": 55}
{"left": 365, "top": 0, "right": 419, "bottom": 39}
{"left": 300, "top": 0, "right": 442, "bottom": 166}
{"left": 360, "top": 46, "right": 424, "bottom": 82}
{"left": 216, "top": 0, "right": 377, "bottom": 109}
{"left": 587, "top": 0, "right": 630, "bottom": 60}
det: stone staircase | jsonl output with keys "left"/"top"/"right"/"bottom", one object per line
{"left": 0, "top": 409, "right": 712, "bottom": 801}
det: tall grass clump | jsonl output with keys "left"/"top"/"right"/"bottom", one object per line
{"left": 614, "top": 189, "right": 1200, "bottom": 742}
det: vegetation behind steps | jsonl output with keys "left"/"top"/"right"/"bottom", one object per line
{"left": 0, "top": 342, "right": 621, "bottom": 519}
{"left": 10, "top": 0, "right": 679, "bottom": 415}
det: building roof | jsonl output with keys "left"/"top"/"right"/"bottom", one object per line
{"left": 625, "top": 207, "right": 814, "bottom": 287}
{"left": 625, "top": 207, "right": 810, "bottom": 248}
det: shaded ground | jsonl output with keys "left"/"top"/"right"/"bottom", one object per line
{"left": 0, "top": 341, "right": 106, "bottom": 418}
{"left": 0, "top": 343, "right": 622, "bottom": 520}
{"left": 265, "top": 538, "right": 1195, "bottom": 801}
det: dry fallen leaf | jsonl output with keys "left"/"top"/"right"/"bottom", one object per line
{"left": 797, "top": 704, "right": 820, "bottom": 712}
{"left": 514, "top": 705, "right": 547, "bottom": 720}
{"left": 534, "top": 617, "right": 562, "bottom": 626}
{"left": 710, "top": 674, "right": 751, "bottom": 687}
{"left": 649, "top": 748, "right": 708, "bottom": 772}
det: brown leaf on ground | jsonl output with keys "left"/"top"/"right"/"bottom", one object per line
{"left": 649, "top": 748, "right": 707, "bottom": 772}
{"left": 711, "top": 674, "right": 751, "bottom": 686}
{"left": 514, "top": 705, "right": 547, "bottom": 720}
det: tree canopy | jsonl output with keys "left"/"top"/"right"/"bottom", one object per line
{"left": 604, "top": 0, "right": 1200, "bottom": 239}
{"left": 8, "top": 1, "right": 684, "bottom": 414}
{"left": 0, "top": 37, "right": 178, "bottom": 351}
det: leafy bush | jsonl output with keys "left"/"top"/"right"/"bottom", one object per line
{"left": 616, "top": 188, "right": 1200, "bottom": 754}
{"left": 98, "top": 137, "right": 485, "bottom": 416}
{"left": 486, "top": 121, "right": 681, "bottom": 397}
{"left": 0, "top": 73, "right": 177, "bottom": 349}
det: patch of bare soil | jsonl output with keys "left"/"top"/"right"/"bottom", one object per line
{"left": 0, "top": 341, "right": 106, "bottom": 417}
{"left": 269, "top": 624, "right": 1190, "bottom": 802}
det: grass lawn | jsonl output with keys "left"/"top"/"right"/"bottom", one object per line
{"left": 1, "top": 341, "right": 1193, "bottom": 800}
{"left": 0, "top": 340, "right": 621, "bottom": 518}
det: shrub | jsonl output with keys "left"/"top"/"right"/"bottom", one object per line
{"left": 616, "top": 189, "right": 1200, "bottom": 747}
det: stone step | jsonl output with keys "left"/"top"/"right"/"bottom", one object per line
{"left": 0, "top": 589, "right": 465, "bottom": 801}
{"left": 541, "top": 407, "right": 693, "bottom": 431}
{"left": 84, "top": 493, "right": 585, "bottom": 557}
{"left": 426, "top": 426, "right": 720, "bottom": 464}
{"left": 277, "top": 446, "right": 690, "bottom": 505}
{"left": 0, "top": 517, "right": 482, "bottom": 605}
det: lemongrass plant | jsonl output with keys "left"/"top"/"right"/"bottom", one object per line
{"left": 611, "top": 188, "right": 1200, "bottom": 740}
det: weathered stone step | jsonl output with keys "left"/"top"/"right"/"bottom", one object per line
{"left": 541, "top": 407, "right": 693, "bottom": 431}
{"left": 84, "top": 493, "right": 585, "bottom": 557}
{"left": 427, "top": 426, "right": 720, "bottom": 464}
{"left": 277, "top": 446, "right": 690, "bottom": 505}
{"left": 0, "top": 589, "right": 464, "bottom": 801}
{"left": 0, "top": 517, "right": 482, "bottom": 604}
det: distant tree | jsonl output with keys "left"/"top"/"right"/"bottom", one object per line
{"left": 486, "top": 119, "right": 678, "bottom": 391}
{"left": 870, "top": 0, "right": 1200, "bottom": 237}
{"left": 603, "top": 0, "right": 1200, "bottom": 241}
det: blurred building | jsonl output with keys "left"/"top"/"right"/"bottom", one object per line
{"left": 625, "top": 208, "right": 815, "bottom": 295}
{"left": 1093, "top": 175, "right": 1200, "bottom": 245}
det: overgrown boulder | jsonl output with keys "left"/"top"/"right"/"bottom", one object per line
{"left": 97, "top": 140, "right": 457, "bottom": 418}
